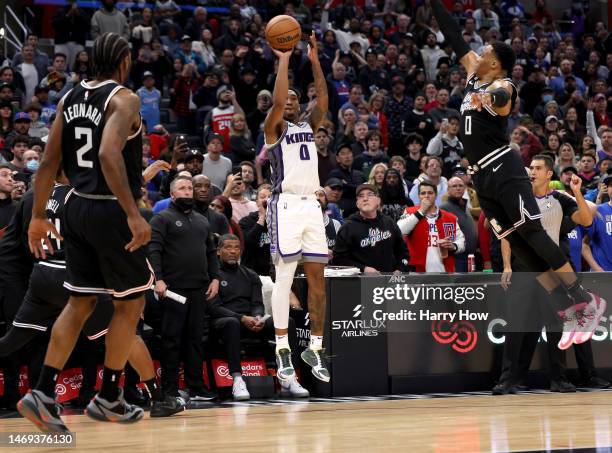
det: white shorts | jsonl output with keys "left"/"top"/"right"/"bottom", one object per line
{"left": 267, "top": 193, "right": 329, "bottom": 264}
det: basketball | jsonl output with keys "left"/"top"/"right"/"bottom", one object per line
{"left": 266, "top": 15, "right": 302, "bottom": 51}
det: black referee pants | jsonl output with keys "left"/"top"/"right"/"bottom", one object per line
{"left": 211, "top": 316, "right": 298, "bottom": 375}
{"left": 160, "top": 288, "right": 206, "bottom": 395}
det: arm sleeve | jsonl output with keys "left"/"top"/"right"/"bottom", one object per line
{"left": 239, "top": 215, "right": 266, "bottom": 245}
{"left": 429, "top": 0, "right": 471, "bottom": 61}
{"left": 148, "top": 215, "right": 167, "bottom": 281}
{"left": 397, "top": 213, "right": 421, "bottom": 235}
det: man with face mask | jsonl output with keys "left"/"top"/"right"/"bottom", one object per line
{"left": 149, "top": 176, "right": 220, "bottom": 402}
{"left": 90, "top": 0, "right": 129, "bottom": 40}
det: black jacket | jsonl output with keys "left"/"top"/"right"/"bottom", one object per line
{"left": 328, "top": 165, "right": 367, "bottom": 217}
{"left": 149, "top": 203, "right": 219, "bottom": 289}
{"left": 0, "top": 196, "right": 18, "bottom": 231}
{"left": 209, "top": 263, "right": 264, "bottom": 320}
{"left": 238, "top": 211, "right": 272, "bottom": 277}
{"left": 333, "top": 212, "right": 410, "bottom": 272}
{"left": 0, "top": 192, "right": 32, "bottom": 282}
{"left": 194, "top": 202, "right": 230, "bottom": 237}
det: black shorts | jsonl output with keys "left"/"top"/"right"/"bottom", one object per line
{"left": 63, "top": 194, "right": 153, "bottom": 299}
{"left": 472, "top": 146, "right": 542, "bottom": 240}
{"left": 13, "top": 262, "right": 115, "bottom": 339}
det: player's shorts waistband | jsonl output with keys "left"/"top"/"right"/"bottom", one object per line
{"left": 73, "top": 191, "right": 118, "bottom": 200}
{"left": 468, "top": 145, "right": 513, "bottom": 174}
{"left": 275, "top": 193, "right": 317, "bottom": 200}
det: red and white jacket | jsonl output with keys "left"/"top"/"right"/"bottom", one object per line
{"left": 398, "top": 205, "right": 465, "bottom": 272}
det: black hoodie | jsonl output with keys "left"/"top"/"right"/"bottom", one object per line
{"left": 332, "top": 212, "right": 410, "bottom": 272}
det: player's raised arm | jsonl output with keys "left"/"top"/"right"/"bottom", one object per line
{"left": 99, "top": 90, "right": 150, "bottom": 252}
{"left": 29, "top": 101, "right": 64, "bottom": 258}
{"left": 307, "top": 31, "right": 328, "bottom": 130}
{"left": 264, "top": 48, "right": 293, "bottom": 144}
{"left": 430, "top": 0, "right": 478, "bottom": 76}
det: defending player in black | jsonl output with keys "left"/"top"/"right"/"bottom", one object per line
{"left": 17, "top": 33, "right": 160, "bottom": 432}
{"left": 430, "top": 0, "right": 606, "bottom": 345}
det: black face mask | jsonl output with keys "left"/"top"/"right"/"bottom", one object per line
{"left": 222, "top": 261, "right": 239, "bottom": 270}
{"left": 174, "top": 197, "right": 194, "bottom": 211}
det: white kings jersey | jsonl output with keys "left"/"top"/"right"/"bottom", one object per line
{"left": 266, "top": 121, "right": 320, "bottom": 195}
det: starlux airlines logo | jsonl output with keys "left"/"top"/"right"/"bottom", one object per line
{"left": 331, "top": 305, "right": 385, "bottom": 337}
{"left": 431, "top": 318, "right": 478, "bottom": 353}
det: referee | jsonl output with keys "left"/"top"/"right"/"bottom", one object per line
{"left": 496, "top": 154, "right": 599, "bottom": 394}
{"left": 149, "top": 176, "right": 220, "bottom": 401}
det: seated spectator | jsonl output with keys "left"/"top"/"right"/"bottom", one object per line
{"left": 440, "top": 177, "right": 477, "bottom": 272}
{"left": 582, "top": 175, "right": 612, "bottom": 271}
{"left": 398, "top": 181, "right": 465, "bottom": 272}
{"left": 239, "top": 184, "right": 272, "bottom": 277}
{"left": 193, "top": 174, "right": 229, "bottom": 237}
{"left": 211, "top": 195, "right": 244, "bottom": 246}
{"left": 426, "top": 116, "right": 464, "bottom": 178}
{"left": 380, "top": 168, "right": 413, "bottom": 221}
{"left": 315, "top": 187, "right": 342, "bottom": 254}
{"left": 328, "top": 142, "right": 367, "bottom": 217}
{"left": 209, "top": 234, "right": 308, "bottom": 400}
{"left": 333, "top": 184, "right": 409, "bottom": 273}
{"left": 223, "top": 173, "right": 257, "bottom": 223}
{"left": 409, "top": 156, "right": 448, "bottom": 206}
{"left": 322, "top": 178, "right": 345, "bottom": 224}
{"left": 352, "top": 130, "right": 390, "bottom": 176}
{"left": 203, "top": 134, "right": 233, "bottom": 190}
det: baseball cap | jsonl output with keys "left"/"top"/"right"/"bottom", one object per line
{"left": 181, "top": 35, "right": 192, "bottom": 42}
{"left": 545, "top": 115, "right": 558, "bottom": 123}
{"left": 0, "top": 82, "right": 14, "bottom": 91}
{"left": 142, "top": 71, "right": 154, "bottom": 80}
{"left": 316, "top": 125, "right": 329, "bottom": 135}
{"left": 257, "top": 89, "right": 272, "bottom": 100}
{"left": 325, "top": 178, "right": 343, "bottom": 189}
{"left": 207, "top": 133, "right": 224, "bottom": 145}
{"left": 184, "top": 150, "right": 204, "bottom": 162}
{"left": 595, "top": 93, "right": 606, "bottom": 101}
{"left": 356, "top": 183, "right": 379, "bottom": 197}
{"left": 452, "top": 165, "right": 467, "bottom": 176}
{"left": 216, "top": 85, "right": 232, "bottom": 99}
{"left": 14, "top": 112, "right": 31, "bottom": 122}
{"left": 366, "top": 47, "right": 378, "bottom": 56}
{"left": 404, "top": 32, "right": 414, "bottom": 40}
{"left": 0, "top": 100, "right": 11, "bottom": 110}
{"left": 561, "top": 166, "right": 578, "bottom": 175}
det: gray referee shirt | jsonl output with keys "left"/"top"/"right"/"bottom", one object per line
{"left": 535, "top": 191, "right": 578, "bottom": 245}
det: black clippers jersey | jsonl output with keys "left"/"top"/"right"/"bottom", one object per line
{"left": 459, "top": 75, "right": 518, "bottom": 164}
{"left": 42, "top": 184, "right": 73, "bottom": 264}
{"left": 61, "top": 80, "right": 143, "bottom": 199}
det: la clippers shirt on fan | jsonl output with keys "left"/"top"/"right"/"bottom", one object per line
{"left": 585, "top": 203, "right": 612, "bottom": 271}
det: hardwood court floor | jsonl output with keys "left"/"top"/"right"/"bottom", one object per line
{"left": 2, "top": 391, "right": 612, "bottom": 452}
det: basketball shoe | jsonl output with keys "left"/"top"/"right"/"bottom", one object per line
{"left": 301, "top": 348, "right": 330, "bottom": 382}
{"left": 572, "top": 293, "right": 607, "bottom": 344}
{"left": 85, "top": 389, "right": 144, "bottom": 423}
{"left": 280, "top": 377, "right": 310, "bottom": 398}
{"left": 557, "top": 303, "right": 585, "bottom": 350}
{"left": 150, "top": 395, "right": 186, "bottom": 417}
{"left": 17, "top": 390, "right": 69, "bottom": 433}
{"left": 275, "top": 348, "right": 295, "bottom": 382}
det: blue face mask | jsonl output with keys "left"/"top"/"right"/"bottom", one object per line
{"left": 543, "top": 94, "right": 553, "bottom": 103}
{"left": 26, "top": 160, "right": 39, "bottom": 172}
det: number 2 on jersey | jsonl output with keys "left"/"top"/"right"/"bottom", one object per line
{"left": 299, "top": 144, "right": 310, "bottom": 161}
{"left": 75, "top": 127, "right": 93, "bottom": 168}
{"left": 464, "top": 115, "right": 472, "bottom": 135}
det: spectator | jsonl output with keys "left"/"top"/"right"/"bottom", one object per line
{"left": 321, "top": 2, "right": 369, "bottom": 53}
{"left": 592, "top": 93, "right": 610, "bottom": 128}
{"left": 550, "top": 59, "right": 587, "bottom": 96}
{"left": 399, "top": 181, "right": 465, "bottom": 272}
{"left": 380, "top": 168, "right": 413, "bottom": 221}
{"left": 428, "top": 89, "right": 460, "bottom": 129}
{"left": 440, "top": 177, "right": 477, "bottom": 272}
{"left": 544, "top": 132, "right": 561, "bottom": 156}
{"left": 149, "top": 177, "right": 220, "bottom": 401}
{"left": 246, "top": 90, "right": 271, "bottom": 142}
{"left": 315, "top": 188, "right": 342, "bottom": 253}
{"left": 72, "top": 50, "right": 92, "bottom": 84}
{"left": 239, "top": 184, "right": 273, "bottom": 277}
{"left": 5, "top": 134, "right": 29, "bottom": 171}
{"left": 184, "top": 7, "right": 208, "bottom": 40}
{"left": 0, "top": 164, "right": 16, "bottom": 233}
{"left": 11, "top": 34, "right": 49, "bottom": 82}
{"left": 192, "top": 175, "right": 229, "bottom": 237}
{"left": 11, "top": 179, "right": 26, "bottom": 202}
{"left": 333, "top": 184, "right": 409, "bottom": 273}
{"left": 597, "top": 128, "right": 612, "bottom": 164}
{"left": 353, "top": 130, "right": 390, "bottom": 176}
{"left": 204, "top": 86, "right": 245, "bottom": 153}
{"left": 183, "top": 150, "right": 204, "bottom": 177}
{"left": 581, "top": 176, "right": 612, "bottom": 271}
{"left": 222, "top": 173, "right": 257, "bottom": 223}
{"left": 555, "top": 143, "right": 578, "bottom": 174}
{"left": 137, "top": 72, "right": 161, "bottom": 131}
{"left": 426, "top": 117, "right": 464, "bottom": 178}
{"left": 209, "top": 234, "right": 307, "bottom": 400}
{"left": 577, "top": 153, "right": 600, "bottom": 190}
{"left": 203, "top": 134, "right": 233, "bottom": 190}
{"left": 404, "top": 92, "right": 435, "bottom": 143}
{"left": 0, "top": 100, "right": 13, "bottom": 143}
{"left": 409, "top": 156, "right": 448, "bottom": 206}
{"left": 385, "top": 77, "right": 414, "bottom": 156}
{"left": 176, "top": 35, "right": 207, "bottom": 76}
{"left": 561, "top": 106, "right": 585, "bottom": 148}
{"left": 322, "top": 178, "right": 345, "bottom": 224}
{"left": 510, "top": 125, "right": 544, "bottom": 167}
{"left": 90, "top": 0, "right": 130, "bottom": 40}
{"left": 367, "top": 163, "right": 387, "bottom": 192}
{"left": 473, "top": 0, "right": 500, "bottom": 32}
{"left": 420, "top": 32, "right": 446, "bottom": 82}
{"left": 240, "top": 162, "right": 257, "bottom": 201}
{"left": 315, "top": 126, "right": 336, "bottom": 185}
{"left": 172, "top": 63, "right": 201, "bottom": 134}
{"left": 15, "top": 45, "right": 40, "bottom": 104}
{"left": 194, "top": 29, "right": 217, "bottom": 69}
{"left": 228, "top": 114, "right": 255, "bottom": 166}
{"left": 210, "top": 195, "right": 245, "bottom": 246}
{"left": 389, "top": 155, "right": 412, "bottom": 198}
{"left": 368, "top": 92, "right": 390, "bottom": 148}
{"left": 52, "top": 1, "right": 89, "bottom": 67}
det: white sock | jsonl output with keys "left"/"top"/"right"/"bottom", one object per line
{"left": 310, "top": 335, "right": 323, "bottom": 350}
{"left": 276, "top": 334, "right": 290, "bottom": 351}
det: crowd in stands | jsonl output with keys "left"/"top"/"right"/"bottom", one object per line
{"left": 0, "top": 0, "right": 611, "bottom": 403}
